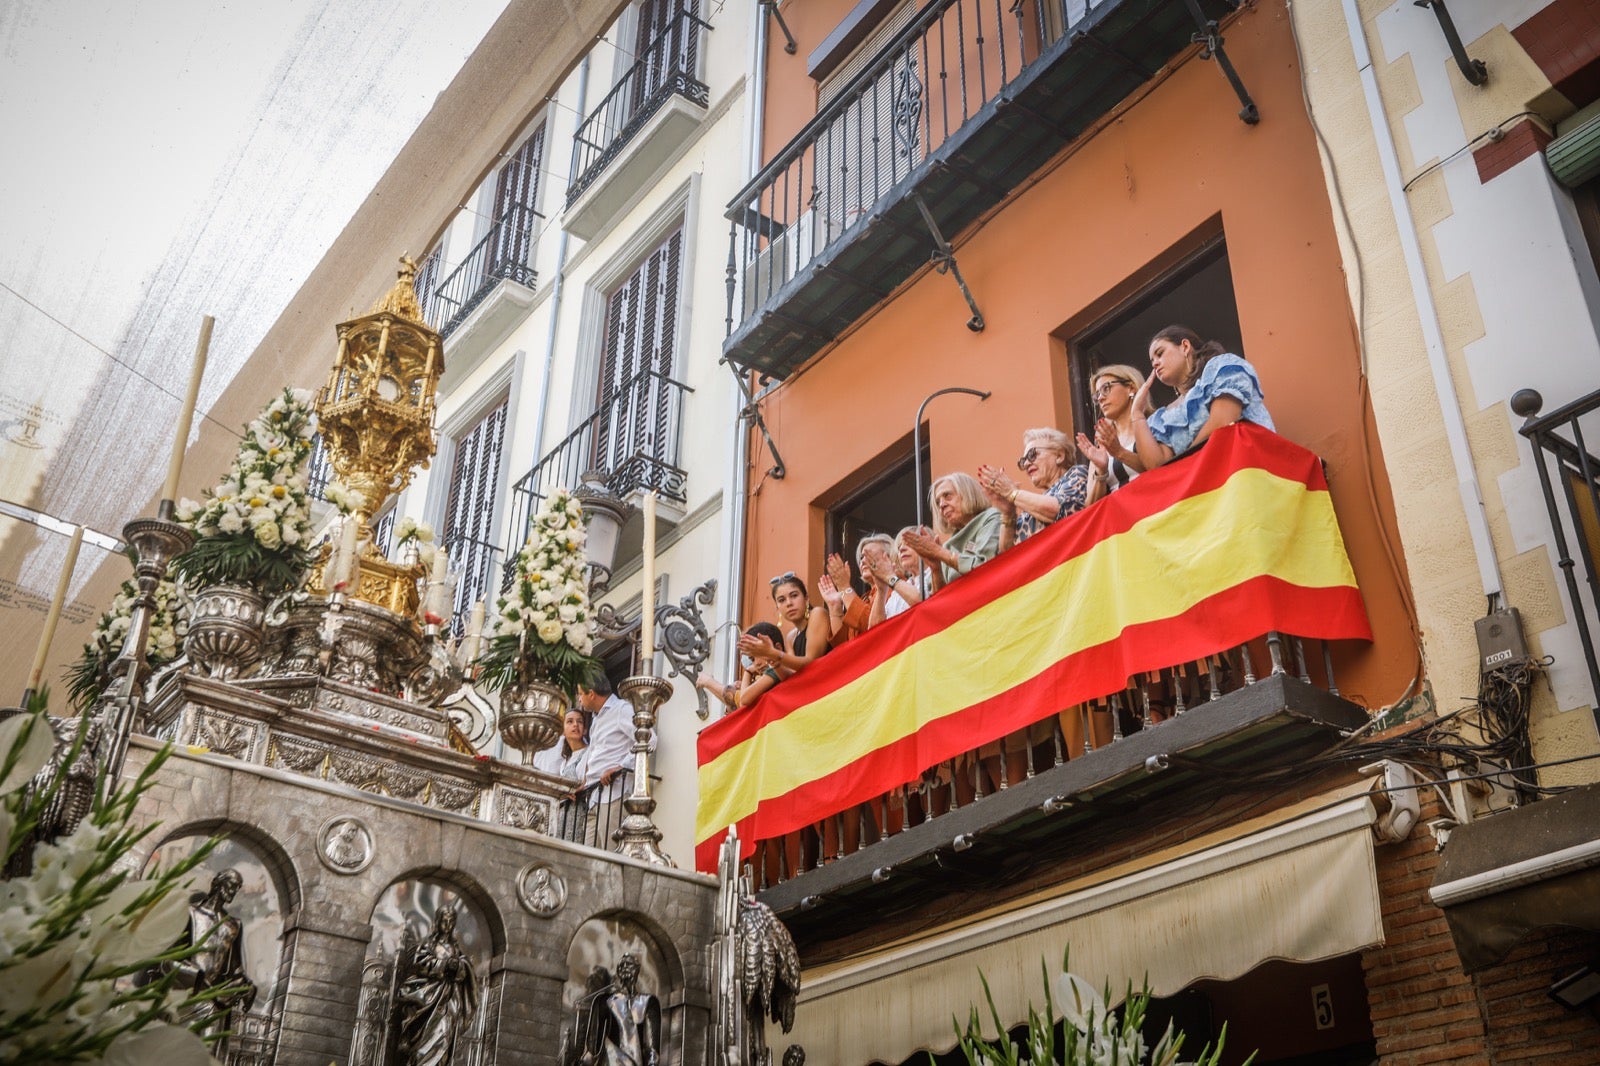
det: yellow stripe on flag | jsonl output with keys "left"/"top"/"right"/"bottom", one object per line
{"left": 697, "top": 467, "right": 1354, "bottom": 843}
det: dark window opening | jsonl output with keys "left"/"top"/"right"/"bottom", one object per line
{"left": 1067, "top": 238, "right": 1243, "bottom": 441}
{"left": 825, "top": 442, "right": 926, "bottom": 594}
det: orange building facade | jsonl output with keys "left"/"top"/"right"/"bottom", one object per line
{"left": 706, "top": 1, "right": 1600, "bottom": 1063}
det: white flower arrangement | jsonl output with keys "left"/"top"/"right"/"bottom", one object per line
{"left": 394, "top": 517, "right": 434, "bottom": 546}
{"left": 173, "top": 388, "right": 317, "bottom": 596}
{"left": 323, "top": 480, "right": 365, "bottom": 516}
{"left": 477, "top": 488, "right": 602, "bottom": 696}
{"left": 67, "top": 573, "right": 187, "bottom": 711}
{"left": 0, "top": 703, "right": 220, "bottom": 1064}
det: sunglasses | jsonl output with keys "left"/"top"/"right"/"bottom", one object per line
{"left": 769, "top": 570, "right": 798, "bottom": 587}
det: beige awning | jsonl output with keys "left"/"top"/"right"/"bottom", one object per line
{"left": 779, "top": 789, "right": 1383, "bottom": 1065}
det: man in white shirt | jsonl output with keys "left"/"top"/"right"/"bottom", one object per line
{"left": 579, "top": 674, "right": 655, "bottom": 847}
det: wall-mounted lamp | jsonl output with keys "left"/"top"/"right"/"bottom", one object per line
{"left": 1550, "top": 962, "right": 1600, "bottom": 1013}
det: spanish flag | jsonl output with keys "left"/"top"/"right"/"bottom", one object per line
{"left": 696, "top": 424, "right": 1371, "bottom": 872}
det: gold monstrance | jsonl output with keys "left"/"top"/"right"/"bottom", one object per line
{"left": 312, "top": 256, "right": 443, "bottom": 615}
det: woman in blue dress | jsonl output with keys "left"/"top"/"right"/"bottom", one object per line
{"left": 1129, "top": 324, "right": 1273, "bottom": 470}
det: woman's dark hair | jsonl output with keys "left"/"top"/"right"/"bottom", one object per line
{"left": 560, "top": 708, "right": 591, "bottom": 758}
{"left": 769, "top": 574, "right": 808, "bottom": 602}
{"left": 1151, "top": 324, "right": 1227, "bottom": 392}
{"left": 744, "top": 621, "right": 784, "bottom": 648}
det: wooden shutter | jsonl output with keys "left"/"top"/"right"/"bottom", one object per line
{"left": 632, "top": 0, "right": 698, "bottom": 110}
{"left": 490, "top": 126, "right": 546, "bottom": 277}
{"left": 814, "top": 0, "right": 923, "bottom": 245}
{"left": 413, "top": 243, "right": 443, "bottom": 328}
{"left": 442, "top": 399, "right": 509, "bottom": 630}
{"left": 595, "top": 229, "right": 683, "bottom": 479}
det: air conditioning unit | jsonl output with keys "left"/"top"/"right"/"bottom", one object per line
{"left": 741, "top": 210, "right": 816, "bottom": 317}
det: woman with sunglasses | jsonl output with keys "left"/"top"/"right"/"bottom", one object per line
{"left": 1129, "top": 324, "right": 1273, "bottom": 470}
{"left": 737, "top": 572, "right": 831, "bottom": 676}
{"left": 975, "top": 428, "right": 1089, "bottom": 549}
{"left": 1077, "top": 363, "right": 1150, "bottom": 504}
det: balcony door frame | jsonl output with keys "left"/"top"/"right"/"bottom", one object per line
{"left": 568, "top": 174, "right": 700, "bottom": 451}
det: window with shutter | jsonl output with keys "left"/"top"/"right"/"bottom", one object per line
{"left": 594, "top": 228, "right": 683, "bottom": 488}
{"left": 490, "top": 125, "right": 546, "bottom": 282}
{"left": 414, "top": 244, "right": 443, "bottom": 328}
{"left": 813, "top": 0, "right": 923, "bottom": 246}
{"left": 441, "top": 398, "right": 509, "bottom": 632}
{"left": 632, "top": 0, "right": 699, "bottom": 110}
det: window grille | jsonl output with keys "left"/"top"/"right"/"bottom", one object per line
{"left": 595, "top": 228, "right": 683, "bottom": 478}
{"left": 490, "top": 125, "right": 546, "bottom": 275}
{"left": 441, "top": 399, "right": 509, "bottom": 633}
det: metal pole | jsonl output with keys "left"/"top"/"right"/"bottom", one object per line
{"left": 914, "top": 387, "right": 991, "bottom": 532}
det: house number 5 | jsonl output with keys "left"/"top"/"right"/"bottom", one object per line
{"left": 1311, "top": 983, "right": 1335, "bottom": 1030}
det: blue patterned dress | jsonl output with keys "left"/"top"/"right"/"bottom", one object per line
{"left": 1147, "top": 353, "right": 1273, "bottom": 456}
{"left": 1017, "top": 464, "right": 1089, "bottom": 541}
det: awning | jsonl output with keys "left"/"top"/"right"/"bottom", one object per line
{"left": 779, "top": 790, "right": 1383, "bottom": 1065}
{"left": 1430, "top": 783, "right": 1600, "bottom": 973}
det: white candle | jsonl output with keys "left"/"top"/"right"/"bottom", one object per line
{"left": 641, "top": 491, "right": 656, "bottom": 669}
{"left": 161, "top": 315, "right": 213, "bottom": 505}
{"left": 425, "top": 547, "right": 450, "bottom": 621}
{"left": 463, "top": 601, "right": 485, "bottom": 661}
{"left": 337, "top": 519, "right": 360, "bottom": 590}
{"left": 27, "top": 525, "right": 83, "bottom": 691}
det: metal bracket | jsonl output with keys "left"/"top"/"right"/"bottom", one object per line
{"left": 910, "top": 194, "right": 985, "bottom": 332}
{"left": 759, "top": 0, "right": 799, "bottom": 55}
{"left": 730, "top": 365, "right": 787, "bottom": 480}
{"left": 1413, "top": 0, "right": 1488, "bottom": 87}
{"left": 1181, "top": 0, "right": 1261, "bottom": 125}
{"left": 657, "top": 580, "right": 718, "bottom": 720}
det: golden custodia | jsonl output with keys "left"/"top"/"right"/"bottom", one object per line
{"left": 311, "top": 256, "right": 444, "bottom": 614}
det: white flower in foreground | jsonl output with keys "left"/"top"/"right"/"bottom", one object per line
{"left": 0, "top": 713, "right": 55, "bottom": 796}
{"left": 1056, "top": 971, "right": 1108, "bottom": 1035}
{"left": 98, "top": 1023, "right": 220, "bottom": 1066}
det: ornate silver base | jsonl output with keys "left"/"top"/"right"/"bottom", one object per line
{"left": 498, "top": 679, "right": 568, "bottom": 764}
{"left": 615, "top": 673, "right": 674, "bottom": 866}
{"left": 185, "top": 584, "right": 269, "bottom": 680}
{"left": 259, "top": 597, "right": 426, "bottom": 695}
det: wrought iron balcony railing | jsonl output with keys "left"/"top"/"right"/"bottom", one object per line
{"left": 506, "top": 369, "right": 693, "bottom": 573}
{"left": 1513, "top": 386, "right": 1600, "bottom": 711}
{"left": 723, "top": 0, "right": 1237, "bottom": 380}
{"left": 424, "top": 203, "right": 540, "bottom": 337}
{"left": 567, "top": 5, "right": 711, "bottom": 207}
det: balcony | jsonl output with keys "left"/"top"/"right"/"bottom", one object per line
{"left": 506, "top": 368, "right": 693, "bottom": 566}
{"left": 695, "top": 425, "right": 1375, "bottom": 951}
{"left": 722, "top": 0, "right": 1235, "bottom": 379}
{"left": 563, "top": 5, "right": 711, "bottom": 241}
{"left": 423, "top": 203, "right": 539, "bottom": 346}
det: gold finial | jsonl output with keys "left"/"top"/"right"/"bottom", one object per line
{"left": 370, "top": 253, "right": 428, "bottom": 324}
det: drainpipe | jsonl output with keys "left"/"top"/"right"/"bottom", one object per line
{"left": 1338, "top": 0, "right": 1504, "bottom": 601}
{"left": 714, "top": 2, "right": 769, "bottom": 683}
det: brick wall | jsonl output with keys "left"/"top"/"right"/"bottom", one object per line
{"left": 1513, "top": 0, "right": 1600, "bottom": 105}
{"left": 1363, "top": 793, "right": 1600, "bottom": 1065}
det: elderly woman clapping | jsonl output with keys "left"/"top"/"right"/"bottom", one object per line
{"left": 977, "top": 427, "right": 1089, "bottom": 550}
{"left": 902, "top": 472, "right": 1003, "bottom": 592}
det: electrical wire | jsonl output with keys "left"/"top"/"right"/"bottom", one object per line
{"left": 1402, "top": 111, "right": 1541, "bottom": 192}
{"left": 0, "top": 279, "right": 244, "bottom": 443}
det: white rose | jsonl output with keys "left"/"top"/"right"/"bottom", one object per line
{"left": 536, "top": 619, "right": 563, "bottom": 643}
{"left": 218, "top": 512, "right": 245, "bottom": 534}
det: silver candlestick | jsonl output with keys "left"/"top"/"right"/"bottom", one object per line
{"left": 614, "top": 673, "right": 674, "bottom": 866}
{"left": 97, "top": 507, "right": 194, "bottom": 790}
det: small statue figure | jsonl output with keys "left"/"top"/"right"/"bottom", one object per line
{"left": 568, "top": 954, "right": 661, "bottom": 1066}
{"left": 711, "top": 829, "right": 802, "bottom": 1066}
{"left": 169, "top": 869, "right": 258, "bottom": 1048}
{"left": 391, "top": 904, "right": 479, "bottom": 1065}
{"left": 782, "top": 1047, "right": 805, "bottom": 1066}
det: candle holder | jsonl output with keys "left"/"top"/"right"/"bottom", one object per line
{"left": 614, "top": 672, "right": 674, "bottom": 865}
{"left": 96, "top": 509, "right": 195, "bottom": 790}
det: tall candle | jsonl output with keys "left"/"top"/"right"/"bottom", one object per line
{"left": 462, "top": 601, "right": 486, "bottom": 661}
{"left": 426, "top": 547, "right": 450, "bottom": 620}
{"left": 641, "top": 491, "right": 657, "bottom": 669}
{"left": 26, "top": 525, "right": 83, "bottom": 691}
{"left": 162, "top": 315, "right": 213, "bottom": 505}
{"left": 337, "top": 518, "right": 360, "bottom": 589}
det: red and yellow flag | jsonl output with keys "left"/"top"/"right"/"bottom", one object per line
{"left": 695, "top": 424, "right": 1371, "bottom": 871}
